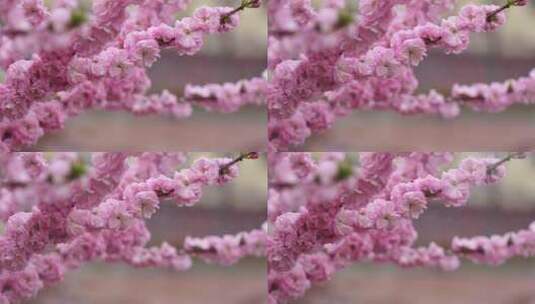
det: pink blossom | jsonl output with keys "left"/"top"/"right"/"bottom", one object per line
{"left": 0, "top": 152, "right": 262, "bottom": 303}
{"left": 0, "top": 1, "right": 263, "bottom": 151}
{"left": 268, "top": 1, "right": 526, "bottom": 150}
{"left": 268, "top": 152, "right": 524, "bottom": 302}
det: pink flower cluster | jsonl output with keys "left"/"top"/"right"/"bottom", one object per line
{"left": 267, "top": 152, "right": 533, "bottom": 303}
{"left": 267, "top": 0, "right": 532, "bottom": 150}
{"left": 185, "top": 77, "right": 268, "bottom": 113}
{"left": 0, "top": 152, "right": 265, "bottom": 303}
{"left": 184, "top": 224, "right": 267, "bottom": 266}
{"left": 0, "top": 0, "right": 265, "bottom": 151}
{"left": 452, "top": 222, "right": 535, "bottom": 265}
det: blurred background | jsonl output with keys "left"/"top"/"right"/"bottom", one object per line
{"left": 302, "top": 1, "right": 535, "bottom": 151}
{"left": 27, "top": 152, "right": 267, "bottom": 304}
{"left": 31, "top": 0, "right": 267, "bottom": 152}
{"left": 297, "top": 152, "right": 535, "bottom": 304}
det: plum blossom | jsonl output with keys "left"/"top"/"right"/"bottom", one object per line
{"left": 268, "top": 152, "right": 529, "bottom": 303}
{"left": 268, "top": 0, "right": 530, "bottom": 151}
{"left": 0, "top": 152, "right": 263, "bottom": 303}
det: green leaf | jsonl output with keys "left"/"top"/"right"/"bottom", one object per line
{"left": 69, "top": 7, "right": 87, "bottom": 29}
{"left": 336, "top": 10, "right": 354, "bottom": 29}
{"left": 335, "top": 160, "right": 353, "bottom": 182}
{"left": 68, "top": 161, "right": 87, "bottom": 181}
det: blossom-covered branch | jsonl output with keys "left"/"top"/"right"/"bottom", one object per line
{"left": 267, "top": 152, "right": 533, "bottom": 303}
{"left": 0, "top": 0, "right": 265, "bottom": 151}
{"left": 268, "top": 0, "right": 531, "bottom": 151}
{"left": 0, "top": 152, "right": 265, "bottom": 303}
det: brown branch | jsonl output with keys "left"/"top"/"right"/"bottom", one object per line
{"left": 220, "top": 0, "right": 259, "bottom": 25}
{"left": 486, "top": 0, "right": 524, "bottom": 22}
{"left": 219, "top": 152, "right": 259, "bottom": 176}
{"left": 486, "top": 152, "right": 526, "bottom": 176}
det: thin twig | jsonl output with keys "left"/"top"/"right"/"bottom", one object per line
{"left": 219, "top": 152, "right": 259, "bottom": 176}
{"left": 220, "top": 1, "right": 256, "bottom": 25}
{"left": 486, "top": 152, "right": 526, "bottom": 175}
{"left": 486, "top": 1, "right": 513, "bottom": 22}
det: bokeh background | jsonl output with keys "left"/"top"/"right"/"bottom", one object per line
{"left": 297, "top": 152, "right": 535, "bottom": 304}
{"left": 26, "top": 152, "right": 267, "bottom": 304}
{"left": 301, "top": 1, "right": 535, "bottom": 151}
{"left": 31, "top": 1, "right": 267, "bottom": 152}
